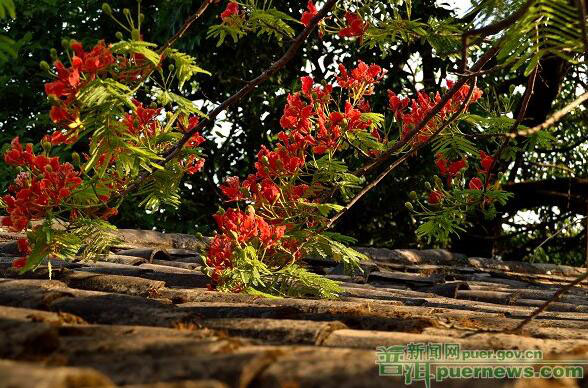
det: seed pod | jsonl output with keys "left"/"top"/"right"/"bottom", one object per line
{"left": 61, "top": 38, "right": 70, "bottom": 50}
{"left": 115, "top": 31, "right": 124, "bottom": 40}
{"left": 509, "top": 84, "right": 516, "bottom": 94}
{"left": 404, "top": 202, "right": 414, "bottom": 211}
{"left": 39, "top": 61, "right": 50, "bottom": 71}
{"left": 168, "top": 64, "right": 175, "bottom": 72}
{"left": 139, "top": 13, "right": 145, "bottom": 23}
{"left": 101, "top": 3, "right": 112, "bottom": 15}
{"left": 408, "top": 191, "right": 417, "bottom": 201}
{"left": 424, "top": 181, "right": 432, "bottom": 191}
{"left": 123, "top": 8, "right": 131, "bottom": 16}
{"left": 433, "top": 175, "right": 443, "bottom": 187}
{"left": 50, "top": 48, "right": 58, "bottom": 59}
{"left": 246, "top": 205, "right": 255, "bottom": 215}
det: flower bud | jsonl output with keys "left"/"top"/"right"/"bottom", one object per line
{"left": 101, "top": 3, "right": 112, "bottom": 15}
{"left": 139, "top": 13, "right": 145, "bottom": 23}
{"left": 50, "top": 48, "right": 58, "bottom": 60}
{"left": 424, "top": 181, "right": 431, "bottom": 191}
{"left": 41, "top": 141, "right": 52, "bottom": 152}
{"left": 115, "top": 31, "right": 124, "bottom": 40}
{"left": 39, "top": 60, "right": 50, "bottom": 72}
{"left": 131, "top": 28, "right": 140, "bottom": 41}
{"left": 261, "top": 156, "right": 269, "bottom": 165}
{"left": 408, "top": 191, "right": 417, "bottom": 201}
{"left": 123, "top": 8, "right": 131, "bottom": 16}
{"left": 404, "top": 202, "right": 414, "bottom": 210}
{"left": 246, "top": 205, "right": 255, "bottom": 215}
{"left": 509, "top": 84, "right": 516, "bottom": 94}
{"left": 433, "top": 175, "right": 443, "bottom": 187}
{"left": 71, "top": 152, "right": 81, "bottom": 166}
{"left": 168, "top": 64, "right": 175, "bottom": 72}
{"left": 216, "top": 207, "right": 225, "bottom": 215}
{"left": 61, "top": 38, "right": 70, "bottom": 50}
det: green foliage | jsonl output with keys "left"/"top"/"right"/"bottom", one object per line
{"left": 165, "top": 49, "right": 211, "bottom": 89}
{"left": 207, "top": 3, "right": 298, "bottom": 47}
{"left": 498, "top": 0, "right": 586, "bottom": 75}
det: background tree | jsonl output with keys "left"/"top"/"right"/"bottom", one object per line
{"left": 1, "top": 0, "right": 587, "bottom": 266}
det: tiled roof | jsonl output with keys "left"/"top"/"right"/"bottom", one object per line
{"left": 1, "top": 228, "right": 588, "bottom": 387}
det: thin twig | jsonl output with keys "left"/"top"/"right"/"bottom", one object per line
{"left": 159, "top": 0, "right": 214, "bottom": 54}
{"left": 510, "top": 268, "right": 588, "bottom": 333}
{"left": 326, "top": 78, "right": 478, "bottom": 229}
{"left": 122, "top": 0, "right": 337, "bottom": 196}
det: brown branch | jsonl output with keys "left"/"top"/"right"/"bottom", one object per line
{"left": 508, "top": 91, "right": 588, "bottom": 138}
{"left": 122, "top": 0, "right": 337, "bottom": 196}
{"left": 485, "top": 66, "right": 537, "bottom": 184}
{"left": 325, "top": 78, "right": 478, "bottom": 229}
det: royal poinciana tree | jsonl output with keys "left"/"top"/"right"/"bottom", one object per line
{"left": 1, "top": 0, "right": 588, "bottom": 296}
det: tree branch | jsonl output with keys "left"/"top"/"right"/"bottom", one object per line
{"left": 122, "top": 0, "right": 337, "bottom": 196}
{"left": 325, "top": 78, "right": 478, "bottom": 229}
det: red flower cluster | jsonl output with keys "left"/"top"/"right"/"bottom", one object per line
{"left": 209, "top": 61, "right": 388, "bottom": 290}
{"left": 388, "top": 81, "right": 483, "bottom": 144}
{"left": 45, "top": 40, "right": 115, "bottom": 145}
{"left": 336, "top": 61, "right": 384, "bottom": 92}
{"left": 220, "top": 2, "right": 240, "bottom": 22}
{"left": 123, "top": 99, "right": 161, "bottom": 136}
{"left": 301, "top": 1, "right": 318, "bottom": 26}
{"left": 207, "top": 208, "right": 286, "bottom": 285}
{"left": 467, "top": 150, "right": 496, "bottom": 191}
{"left": 338, "top": 12, "right": 368, "bottom": 38}
{"left": 1, "top": 138, "right": 82, "bottom": 232}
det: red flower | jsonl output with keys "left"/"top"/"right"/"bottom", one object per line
{"left": 17, "top": 239, "right": 31, "bottom": 255}
{"left": 12, "top": 257, "right": 27, "bottom": 269}
{"left": 178, "top": 115, "right": 200, "bottom": 133}
{"left": 260, "top": 179, "right": 280, "bottom": 203}
{"left": 300, "top": 76, "right": 314, "bottom": 97}
{"left": 279, "top": 93, "right": 315, "bottom": 133}
{"left": 435, "top": 153, "right": 467, "bottom": 185}
{"left": 220, "top": 176, "right": 245, "bottom": 201}
{"left": 337, "top": 61, "right": 384, "bottom": 90}
{"left": 183, "top": 156, "right": 205, "bottom": 175}
{"left": 123, "top": 99, "right": 161, "bottom": 136}
{"left": 186, "top": 132, "right": 205, "bottom": 148}
{"left": 221, "top": 2, "right": 240, "bottom": 21}
{"left": 479, "top": 150, "right": 494, "bottom": 172}
{"left": 468, "top": 177, "right": 483, "bottom": 190}
{"left": 338, "top": 12, "right": 368, "bottom": 38}
{"left": 428, "top": 191, "right": 443, "bottom": 204}
{"left": 301, "top": 1, "right": 317, "bottom": 26}
{"left": 213, "top": 208, "right": 259, "bottom": 243}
